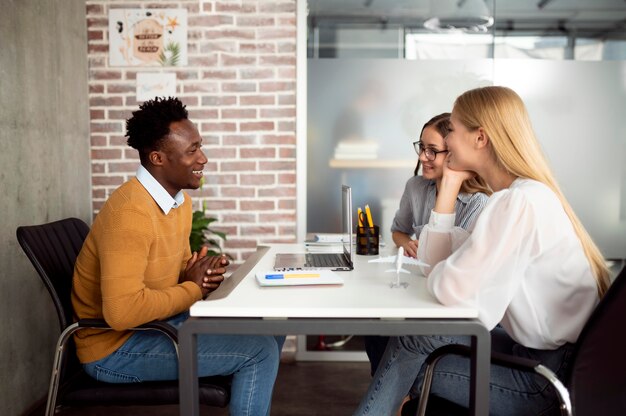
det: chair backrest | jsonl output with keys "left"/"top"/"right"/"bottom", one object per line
{"left": 16, "top": 217, "right": 90, "bottom": 332}
{"left": 568, "top": 264, "right": 626, "bottom": 415}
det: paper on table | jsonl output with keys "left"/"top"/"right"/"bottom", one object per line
{"left": 368, "top": 255, "right": 429, "bottom": 268}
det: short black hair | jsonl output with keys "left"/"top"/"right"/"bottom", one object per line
{"left": 126, "top": 96, "right": 188, "bottom": 162}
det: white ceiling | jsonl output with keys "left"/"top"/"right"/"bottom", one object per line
{"left": 308, "top": 0, "right": 626, "bottom": 34}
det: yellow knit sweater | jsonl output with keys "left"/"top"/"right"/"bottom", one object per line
{"left": 71, "top": 178, "right": 202, "bottom": 363}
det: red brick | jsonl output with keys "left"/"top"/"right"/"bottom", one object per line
{"left": 278, "top": 121, "right": 296, "bottom": 132}
{"left": 260, "top": 108, "right": 296, "bottom": 118}
{"left": 107, "top": 83, "right": 135, "bottom": 94}
{"left": 241, "top": 200, "right": 275, "bottom": 211}
{"left": 258, "top": 213, "right": 297, "bottom": 223}
{"left": 279, "top": 225, "right": 296, "bottom": 235}
{"left": 89, "top": 56, "right": 106, "bottom": 68}
{"left": 260, "top": 56, "right": 296, "bottom": 66}
{"left": 90, "top": 109, "right": 105, "bottom": 120}
{"left": 108, "top": 109, "right": 133, "bottom": 120}
{"left": 199, "top": 41, "right": 237, "bottom": 54}
{"left": 258, "top": 29, "right": 296, "bottom": 40}
{"left": 188, "top": 14, "right": 234, "bottom": 26}
{"left": 90, "top": 135, "right": 107, "bottom": 146}
{"left": 86, "top": 17, "right": 107, "bottom": 28}
{"left": 110, "top": 135, "right": 128, "bottom": 146}
{"left": 259, "top": 81, "right": 295, "bottom": 92}
{"left": 188, "top": 55, "right": 219, "bottom": 67}
{"left": 222, "top": 109, "right": 257, "bottom": 119}
{"left": 222, "top": 134, "right": 257, "bottom": 146}
{"left": 278, "top": 42, "right": 297, "bottom": 54}
{"left": 278, "top": 173, "right": 296, "bottom": 184}
{"left": 200, "top": 122, "right": 237, "bottom": 132}
{"left": 240, "top": 121, "right": 274, "bottom": 132}
{"left": 179, "top": 96, "right": 199, "bottom": 107}
{"left": 259, "top": 187, "right": 296, "bottom": 197}
{"left": 221, "top": 187, "right": 255, "bottom": 197}
{"left": 90, "top": 70, "right": 123, "bottom": 80}
{"left": 241, "top": 226, "right": 276, "bottom": 235}
{"left": 201, "top": 1, "right": 213, "bottom": 13}
{"left": 278, "top": 67, "right": 296, "bottom": 78}
{"left": 278, "top": 94, "right": 296, "bottom": 105}
{"left": 279, "top": 200, "right": 296, "bottom": 209}
{"left": 89, "top": 84, "right": 104, "bottom": 94}
{"left": 90, "top": 96, "right": 123, "bottom": 107}
{"left": 240, "top": 147, "right": 276, "bottom": 158}
{"left": 201, "top": 69, "right": 237, "bottom": 79}
{"left": 92, "top": 188, "right": 106, "bottom": 199}
{"left": 215, "top": 2, "right": 257, "bottom": 13}
{"left": 187, "top": 109, "right": 219, "bottom": 119}
{"left": 259, "top": 2, "right": 296, "bottom": 13}
{"left": 222, "top": 214, "right": 255, "bottom": 223}
{"left": 91, "top": 163, "right": 105, "bottom": 174}
{"left": 240, "top": 68, "right": 275, "bottom": 79}
{"left": 222, "top": 54, "right": 256, "bottom": 66}
{"left": 91, "top": 148, "right": 122, "bottom": 160}
{"left": 88, "top": 44, "right": 108, "bottom": 53}
{"left": 240, "top": 95, "right": 275, "bottom": 106}
{"left": 205, "top": 200, "right": 237, "bottom": 210}
{"left": 241, "top": 174, "right": 275, "bottom": 185}
{"left": 205, "top": 29, "right": 255, "bottom": 40}
{"left": 202, "top": 95, "right": 237, "bottom": 106}
{"left": 92, "top": 175, "right": 125, "bottom": 186}
{"left": 204, "top": 147, "right": 236, "bottom": 158}
{"left": 88, "top": 30, "right": 103, "bottom": 41}
{"left": 221, "top": 161, "right": 256, "bottom": 172}
{"left": 222, "top": 82, "right": 256, "bottom": 93}
{"left": 225, "top": 239, "right": 258, "bottom": 249}
{"left": 279, "top": 148, "right": 296, "bottom": 158}
{"left": 237, "top": 16, "right": 276, "bottom": 26}
{"left": 240, "top": 43, "right": 276, "bottom": 53}
{"left": 261, "top": 134, "right": 296, "bottom": 145}
{"left": 259, "top": 161, "right": 296, "bottom": 171}
{"left": 124, "top": 149, "right": 140, "bottom": 159}
{"left": 183, "top": 83, "right": 219, "bottom": 93}
{"left": 278, "top": 17, "right": 297, "bottom": 27}
{"left": 86, "top": 4, "right": 104, "bottom": 15}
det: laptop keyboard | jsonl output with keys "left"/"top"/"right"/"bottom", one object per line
{"left": 305, "top": 253, "right": 346, "bottom": 268}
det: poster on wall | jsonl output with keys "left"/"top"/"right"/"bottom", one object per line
{"left": 108, "top": 9, "right": 187, "bottom": 67}
{"left": 136, "top": 72, "right": 177, "bottom": 101}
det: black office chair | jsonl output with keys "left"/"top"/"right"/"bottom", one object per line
{"left": 403, "top": 262, "right": 626, "bottom": 416}
{"left": 17, "top": 217, "right": 231, "bottom": 416}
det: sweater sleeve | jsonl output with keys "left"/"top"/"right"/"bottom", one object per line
{"left": 98, "top": 208, "right": 202, "bottom": 331}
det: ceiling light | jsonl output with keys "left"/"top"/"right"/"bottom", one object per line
{"left": 424, "top": 0, "right": 494, "bottom": 33}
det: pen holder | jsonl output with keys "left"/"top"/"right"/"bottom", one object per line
{"left": 356, "top": 225, "right": 379, "bottom": 255}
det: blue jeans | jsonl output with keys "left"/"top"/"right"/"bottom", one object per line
{"left": 354, "top": 327, "right": 574, "bottom": 416}
{"left": 84, "top": 312, "right": 285, "bottom": 416}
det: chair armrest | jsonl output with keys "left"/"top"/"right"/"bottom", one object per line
{"left": 416, "top": 344, "right": 571, "bottom": 416}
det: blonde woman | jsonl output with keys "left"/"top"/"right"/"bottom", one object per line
{"left": 354, "top": 86, "right": 610, "bottom": 415}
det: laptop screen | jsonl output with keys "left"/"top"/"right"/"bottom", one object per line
{"left": 341, "top": 185, "right": 353, "bottom": 262}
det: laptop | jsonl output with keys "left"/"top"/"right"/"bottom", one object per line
{"left": 274, "top": 185, "right": 354, "bottom": 271}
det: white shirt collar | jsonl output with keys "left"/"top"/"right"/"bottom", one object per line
{"left": 136, "top": 165, "right": 185, "bottom": 215}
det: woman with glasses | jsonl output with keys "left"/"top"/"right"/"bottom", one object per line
{"left": 364, "top": 113, "right": 491, "bottom": 376}
{"left": 355, "top": 87, "right": 610, "bottom": 416}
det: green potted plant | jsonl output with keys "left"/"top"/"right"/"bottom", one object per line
{"left": 189, "top": 178, "right": 229, "bottom": 256}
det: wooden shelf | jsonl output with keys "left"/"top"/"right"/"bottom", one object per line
{"left": 329, "top": 159, "right": 415, "bottom": 169}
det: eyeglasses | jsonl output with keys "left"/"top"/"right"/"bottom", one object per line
{"left": 413, "top": 141, "right": 448, "bottom": 161}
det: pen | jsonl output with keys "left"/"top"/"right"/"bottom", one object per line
{"left": 357, "top": 207, "right": 364, "bottom": 227}
{"left": 365, "top": 204, "right": 374, "bottom": 227}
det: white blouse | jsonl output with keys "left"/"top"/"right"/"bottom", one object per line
{"left": 417, "top": 178, "right": 599, "bottom": 350}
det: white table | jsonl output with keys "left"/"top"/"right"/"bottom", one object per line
{"left": 178, "top": 244, "right": 491, "bottom": 415}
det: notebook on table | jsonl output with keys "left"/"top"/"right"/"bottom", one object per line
{"left": 273, "top": 185, "right": 354, "bottom": 271}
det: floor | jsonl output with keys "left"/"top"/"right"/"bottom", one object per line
{"left": 28, "top": 360, "right": 373, "bottom": 416}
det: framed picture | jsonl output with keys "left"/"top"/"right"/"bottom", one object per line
{"left": 109, "top": 9, "right": 187, "bottom": 67}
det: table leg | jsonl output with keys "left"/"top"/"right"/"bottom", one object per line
{"left": 179, "top": 322, "right": 199, "bottom": 416}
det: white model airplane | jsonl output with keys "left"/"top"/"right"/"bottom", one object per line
{"left": 387, "top": 247, "right": 410, "bottom": 288}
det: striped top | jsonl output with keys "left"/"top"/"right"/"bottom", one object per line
{"left": 391, "top": 175, "right": 488, "bottom": 238}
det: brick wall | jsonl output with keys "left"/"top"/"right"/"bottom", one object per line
{"left": 86, "top": 0, "right": 298, "bottom": 262}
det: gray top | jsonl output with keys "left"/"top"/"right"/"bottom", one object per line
{"left": 391, "top": 176, "right": 488, "bottom": 238}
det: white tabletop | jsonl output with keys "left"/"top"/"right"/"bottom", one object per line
{"left": 190, "top": 244, "right": 478, "bottom": 319}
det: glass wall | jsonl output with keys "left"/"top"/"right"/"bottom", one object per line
{"left": 305, "top": 0, "right": 626, "bottom": 258}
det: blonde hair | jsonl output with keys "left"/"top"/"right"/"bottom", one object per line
{"left": 416, "top": 113, "right": 492, "bottom": 196}
{"left": 453, "top": 86, "right": 609, "bottom": 297}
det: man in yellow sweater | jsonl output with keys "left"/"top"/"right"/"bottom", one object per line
{"left": 72, "top": 97, "right": 281, "bottom": 415}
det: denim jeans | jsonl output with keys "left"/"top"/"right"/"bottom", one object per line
{"left": 354, "top": 327, "right": 574, "bottom": 416}
{"left": 84, "top": 312, "right": 285, "bottom": 416}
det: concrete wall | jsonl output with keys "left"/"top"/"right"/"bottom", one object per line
{"left": 0, "top": 0, "right": 91, "bottom": 414}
